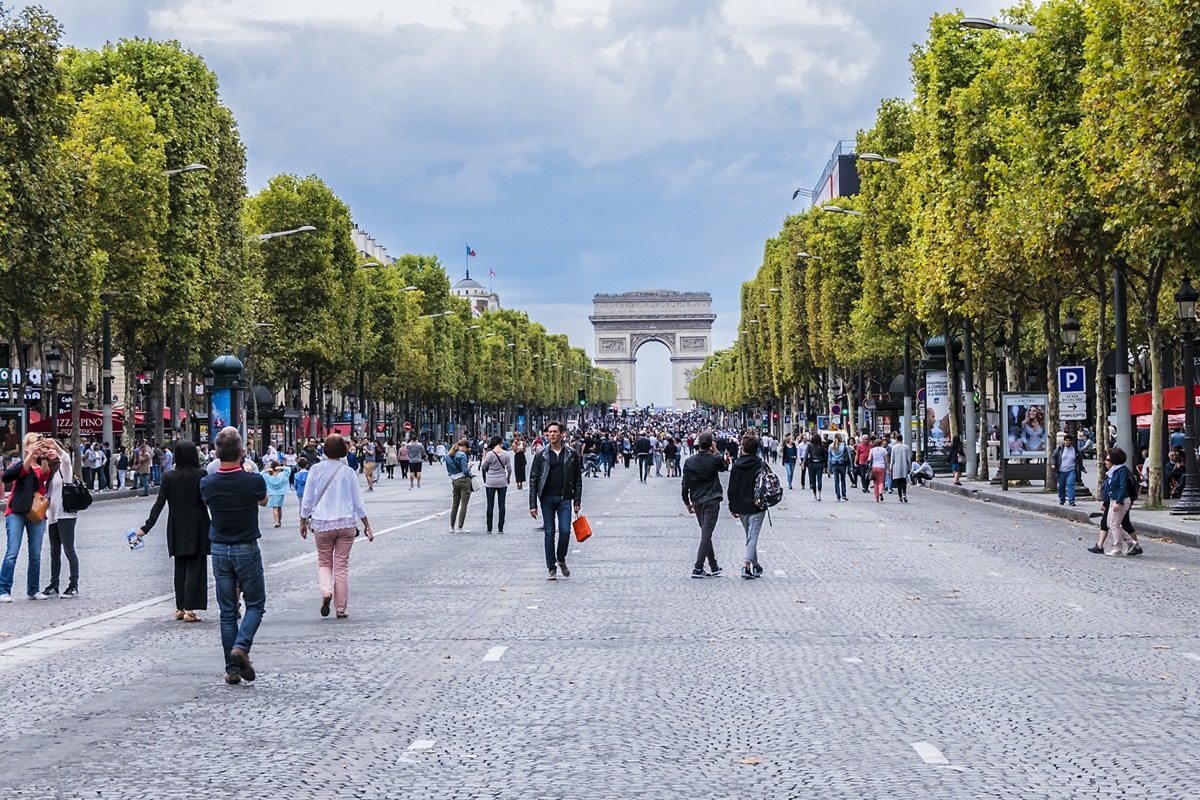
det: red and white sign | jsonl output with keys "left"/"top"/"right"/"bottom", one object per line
{"left": 27, "top": 410, "right": 123, "bottom": 436}
{"left": 403, "top": 421, "right": 413, "bottom": 432}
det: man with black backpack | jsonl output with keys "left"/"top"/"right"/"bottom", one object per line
{"left": 727, "top": 434, "right": 778, "bottom": 580}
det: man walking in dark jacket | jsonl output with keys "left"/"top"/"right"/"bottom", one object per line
{"left": 682, "top": 431, "right": 729, "bottom": 578}
{"left": 529, "top": 421, "right": 584, "bottom": 580}
{"left": 634, "top": 432, "right": 652, "bottom": 483}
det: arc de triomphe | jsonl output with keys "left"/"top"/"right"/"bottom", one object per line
{"left": 590, "top": 290, "right": 715, "bottom": 410}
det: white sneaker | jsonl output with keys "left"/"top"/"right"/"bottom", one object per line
{"left": 28, "top": 592, "right": 47, "bottom": 600}
{"left": 458, "top": 528, "right": 470, "bottom": 534}
{"left": 0, "top": 594, "right": 11, "bottom": 603}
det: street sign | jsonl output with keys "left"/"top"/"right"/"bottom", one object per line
{"left": 783, "top": 416, "right": 790, "bottom": 425}
{"left": 916, "top": 388, "right": 926, "bottom": 404}
{"left": 403, "top": 421, "right": 413, "bottom": 432}
{"left": 1060, "top": 407, "right": 1087, "bottom": 421}
{"left": 831, "top": 404, "right": 841, "bottom": 416}
{"left": 1058, "top": 365, "right": 1086, "bottom": 395}
{"left": 1060, "top": 391, "right": 1087, "bottom": 404}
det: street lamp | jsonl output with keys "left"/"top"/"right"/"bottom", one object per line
{"left": 256, "top": 225, "right": 316, "bottom": 242}
{"left": 796, "top": 252, "right": 822, "bottom": 261}
{"left": 402, "top": 286, "right": 419, "bottom": 291}
{"left": 163, "top": 163, "right": 208, "bottom": 176}
{"left": 45, "top": 344, "right": 63, "bottom": 421}
{"left": 857, "top": 153, "right": 901, "bottom": 164}
{"left": 823, "top": 205, "right": 864, "bottom": 217}
{"left": 1061, "top": 312, "right": 1082, "bottom": 447}
{"left": 1173, "top": 277, "right": 1200, "bottom": 515}
{"left": 959, "top": 16, "right": 1037, "bottom": 33}
{"left": 418, "top": 310, "right": 455, "bottom": 319}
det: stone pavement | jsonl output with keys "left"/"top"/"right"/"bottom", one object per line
{"left": 2, "top": 459, "right": 1200, "bottom": 799}
{"left": 927, "top": 462, "right": 1200, "bottom": 548}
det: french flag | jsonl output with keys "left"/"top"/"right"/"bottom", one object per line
{"left": 466, "top": 244, "right": 476, "bottom": 257}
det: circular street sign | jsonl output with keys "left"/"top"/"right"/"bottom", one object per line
{"left": 403, "top": 421, "right": 413, "bottom": 432}
{"left": 831, "top": 404, "right": 841, "bottom": 416}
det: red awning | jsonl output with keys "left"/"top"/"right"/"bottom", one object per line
{"left": 28, "top": 410, "right": 124, "bottom": 437}
{"left": 1130, "top": 386, "right": 1200, "bottom": 416}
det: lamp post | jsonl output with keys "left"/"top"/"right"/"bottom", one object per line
{"left": 1172, "top": 278, "right": 1200, "bottom": 515}
{"left": 1062, "top": 312, "right": 1082, "bottom": 443}
{"left": 142, "top": 361, "right": 157, "bottom": 442}
{"left": 324, "top": 386, "right": 333, "bottom": 435}
{"left": 45, "top": 344, "right": 63, "bottom": 424}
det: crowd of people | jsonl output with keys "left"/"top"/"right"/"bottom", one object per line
{"left": 1, "top": 406, "right": 1156, "bottom": 683}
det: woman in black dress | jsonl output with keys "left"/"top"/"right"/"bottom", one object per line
{"left": 512, "top": 433, "right": 528, "bottom": 490}
{"left": 134, "top": 441, "right": 210, "bottom": 621}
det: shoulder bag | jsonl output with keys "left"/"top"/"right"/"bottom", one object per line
{"left": 27, "top": 470, "right": 51, "bottom": 523}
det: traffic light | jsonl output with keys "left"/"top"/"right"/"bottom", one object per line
{"left": 973, "top": 392, "right": 980, "bottom": 413}
{"left": 578, "top": 389, "right": 586, "bottom": 407}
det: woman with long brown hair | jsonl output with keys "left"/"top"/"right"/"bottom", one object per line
{"left": 445, "top": 437, "right": 475, "bottom": 533}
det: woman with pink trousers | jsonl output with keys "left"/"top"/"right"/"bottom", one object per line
{"left": 299, "top": 434, "right": 374, "bottom": 619}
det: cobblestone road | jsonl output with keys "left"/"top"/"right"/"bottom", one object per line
{"left": 2, "top": 462, "right": 1199, "bottom": 799}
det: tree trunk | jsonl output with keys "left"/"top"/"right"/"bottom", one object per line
{"left": 153, "top": 341, "right": 167, "bottom": 445}
{"left": 70, "top": 321, "right": 83, "bottom": 479}
{"left": 977, "top": 317, "right": 990, "bottom": 481}
{"left": 1146, "top": 323, "right": 1165, "bottom": 507}
{"left": 945, "top": 319, "right": 962, "bottom": 441}
{"left": 10, "top": 312, "right": 26, "bottom": 411}
{"left": 1094, "top": 293, "right": 1109, "bottom": 495}
{"left": 1044, "top": 304, "right": 1061, "bottom": 490}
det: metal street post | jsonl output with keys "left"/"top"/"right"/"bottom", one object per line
{"left": 1172, "top": 278, "right": 1200, "bottom": 515}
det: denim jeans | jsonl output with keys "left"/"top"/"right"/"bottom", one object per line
{"left": 151, "top": 465, "right": 161, "bottom": 485}
{"left": 211, "top": 542, "right": 266, "bottom": 675}
{"left": 1057, "top": 470, "right": 1076, "bottom": 504}
{"left": 540, "top": 494, "right": 573, "bottom": 571}
{"left": 784, "top": 461, "right": 795, "bottom": 488}
{"left": 809, "top": 463, "right": 824, "bottom": 495}
{"left": 1, "top": 513, "right": 46, "bottom": 596}
{"left": 637, "top": 455, "right": 652, "bottom": 482}
{"left": 485, "top": 486, "right": 507, "bottom": 532}
{"left": 832, "top": 464, "right": 848, "bottom": 499}
{"left": 693, "top": 499, "right": 721, "bottom": 570}
{"left": 136, "top": 473, "right": 151, "bottom": 494}
{"left": 739, "top": 510, "right": 765, "bottom": 565}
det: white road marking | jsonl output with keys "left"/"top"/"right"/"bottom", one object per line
{"left": 482, "top": 646, "right": 508, "bottom": 662}
{"left": 1066, "top": 603, "right": 1086, "bottom": 613}
{"left": 912, "top": 742, "right": 949, "bottom": 765}
{"left": 1181, "top": 653, "right": 1200, "bottom": 662}
{"left": 0, "top": 512, "right": 443, "bottom": 663}
{"left": 774, "top": 570, "right": 787, "bottom": 577}
{"left": 843, "top": 657, "right": 863, "bottom": 665}
{"left": 988, "top": 572, "right": 1003, "bottom": 577}
{"left": 525, "top": 605, "right": 539, "bottom": 610}
{"left": 407, "top": 739, "right": 436, "bottom": 750}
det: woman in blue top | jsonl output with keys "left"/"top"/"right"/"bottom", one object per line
{"left": 1099, "top": 446, "right": 1139, "bottom": 556}
{"left": 445, "top": 438, "right": 474, "bottom": 533}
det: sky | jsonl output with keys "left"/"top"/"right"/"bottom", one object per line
{"left": 36, "top": 0, "right": 1009, "bottom": 407}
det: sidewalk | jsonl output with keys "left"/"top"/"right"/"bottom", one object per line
{"left": 924, "top": 464, "right": 1200, "bottom": 548}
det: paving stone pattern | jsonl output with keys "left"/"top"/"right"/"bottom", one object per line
{"left": 1, "top": 463, "right": 1199, "bottom": 798}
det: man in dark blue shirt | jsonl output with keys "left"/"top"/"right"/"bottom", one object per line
{"left": 200, "top": 426, "right": 268, "bottom": 685}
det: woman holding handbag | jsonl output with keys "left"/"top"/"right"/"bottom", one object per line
{"left": 445, "top": 438, "right": 474, "bottom": 533}
{"left": 299, "top": 434, "right": 373, "bottom": 619}
{"left": 1, "top": 433, "right": 53, "bottom": 602}
{"left": 134, "top": 441, "right": 211, "bottom": 621}
{"left": 44, "top": 438, "right": 80, "bottom": 597}
{"left": 481, "top": 436, "right": 513, "bottom": 534}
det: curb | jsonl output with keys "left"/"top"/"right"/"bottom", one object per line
{"left": 88, "top": 487, "right": 159, "bottom": 504}
{"left": 924, "top": 480, "right": 1200, "bottom": 549}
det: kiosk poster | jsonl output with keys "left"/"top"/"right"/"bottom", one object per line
{"left": 2, "top": 406, "right": 26, "bottom": 462}
{"left": 1001, "top": 394, "right": 1049, "bottom": 460}
{"left": 210, "top": 389, "right": 231, "bottom": 432}
{"left": 925, "top": 370, "right": 951, "bottom": 457}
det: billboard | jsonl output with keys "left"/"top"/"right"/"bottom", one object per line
{"left": 1001, "top": 394, "right": 1049, "bottom": 460}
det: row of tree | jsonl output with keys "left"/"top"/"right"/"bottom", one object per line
{"left": 0, "top": 5, "right": 613, "bottom": 455}
{"left": 689, "top": 0, "right": 1200, "bottom": 504}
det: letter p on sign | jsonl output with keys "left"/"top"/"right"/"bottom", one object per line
{"left": 1058, "top": 366, "right": 1086, "bottom": 394}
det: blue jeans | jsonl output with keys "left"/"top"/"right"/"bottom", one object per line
{"left": 540, "top": 494, "right": 573, "bottom": 571}
{"left": 784, "top": 461, "right": 795, "bottom": 488}
{"left": 136, "top": 473, "right": 151, "bottom": 494}
{"left": 603, "top": 454, "right": 613, "bottom": 476}
{"left": 809, "top": 463, "right": 824, "bottom": 495}
{"left": 211, "top": 542, "right": 266, "bottom": 675}
{"left": 832, "top": 464, "right": 848, "bottom": 499}
{"left": 151, "top": 465, "right": 162, "bottom": 485}
{"left": 1, "top": 513, "right": 46, "bottom": 596}
{"left": 1057, "top": 470, "right": 1076, "bottom": 504}
{"left": 739, "top": 511, "right": 765, "bottom": 565}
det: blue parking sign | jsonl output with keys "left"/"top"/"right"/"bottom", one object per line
{"left": 1057, "top": 366, "right": 1086, "bottom": 394}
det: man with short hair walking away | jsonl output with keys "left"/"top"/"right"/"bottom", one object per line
{"left": 200, "top": 427, "right": 268, "bottom": 685}
{"left": 682, "top": 432, "right": 728, "bottom": 578}
{"left": 529, "top": 421, "right": 583, "bottom": 580}
{"left": 634, "top": 432, "right": 652, "bottom": 483}
{"left": 406, "top": 436, "right": 425, "bottom": 489}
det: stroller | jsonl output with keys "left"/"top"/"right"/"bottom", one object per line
{"left": 583, "top": 453, "right": 601, "bottom": 478}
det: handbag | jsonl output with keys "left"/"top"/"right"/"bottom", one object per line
{"left": 62, "top": 481, "right": 93, "bottom": 513}
{"left": 572, "top": 514, "right": 593, "bottom": 543}
{"left": 470, "top": 474, "right": 482, "bottom": 493}
{"left": 27, "top": 493, "right": 50, "bottom": 523}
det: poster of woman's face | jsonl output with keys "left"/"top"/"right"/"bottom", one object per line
{"left": 1, "top": 407, "right": 26, "bottom": 461}
{"left": 1002, "top": 395, "right": 1048, "bottom": 459}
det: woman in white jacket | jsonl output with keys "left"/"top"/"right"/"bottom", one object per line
{"left": 44, "top": 439, "right": 79, "bottom": 596}
{"left": 298, "top": 434, "right": 374, "bottom": 619}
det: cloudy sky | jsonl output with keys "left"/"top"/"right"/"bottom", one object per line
{"left": 39, "top": 0, "right": 1007, "bottom": 406}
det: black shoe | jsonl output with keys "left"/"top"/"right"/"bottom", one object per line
{"left": 709, "top": 565, "right": 723, "bottom": 577}
{"left": 1129, "top": 544, "right": 1144, "bottom": 556}
{"left": 321, "top": 595, "right": 332, "bottom": 617}
{"left": 741, "top": 565, "right": 755, "bottom": 579}
{"left": 1087, "top": 546, "right": 1105, "bottom": 554}
{"left": 691, "top": 567, "right": 709, "bottom": 579}
{"left": 62, "top": 585, "right": 78, "bottom": 597}
{"left": 557, "top": 561, "right": 571, "bottom": 578}
{"left": 752, "top": 562, "right": 763, "bottom": 577}
{"left": 42, "top": 585, "right": 58, "bottom": 597}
